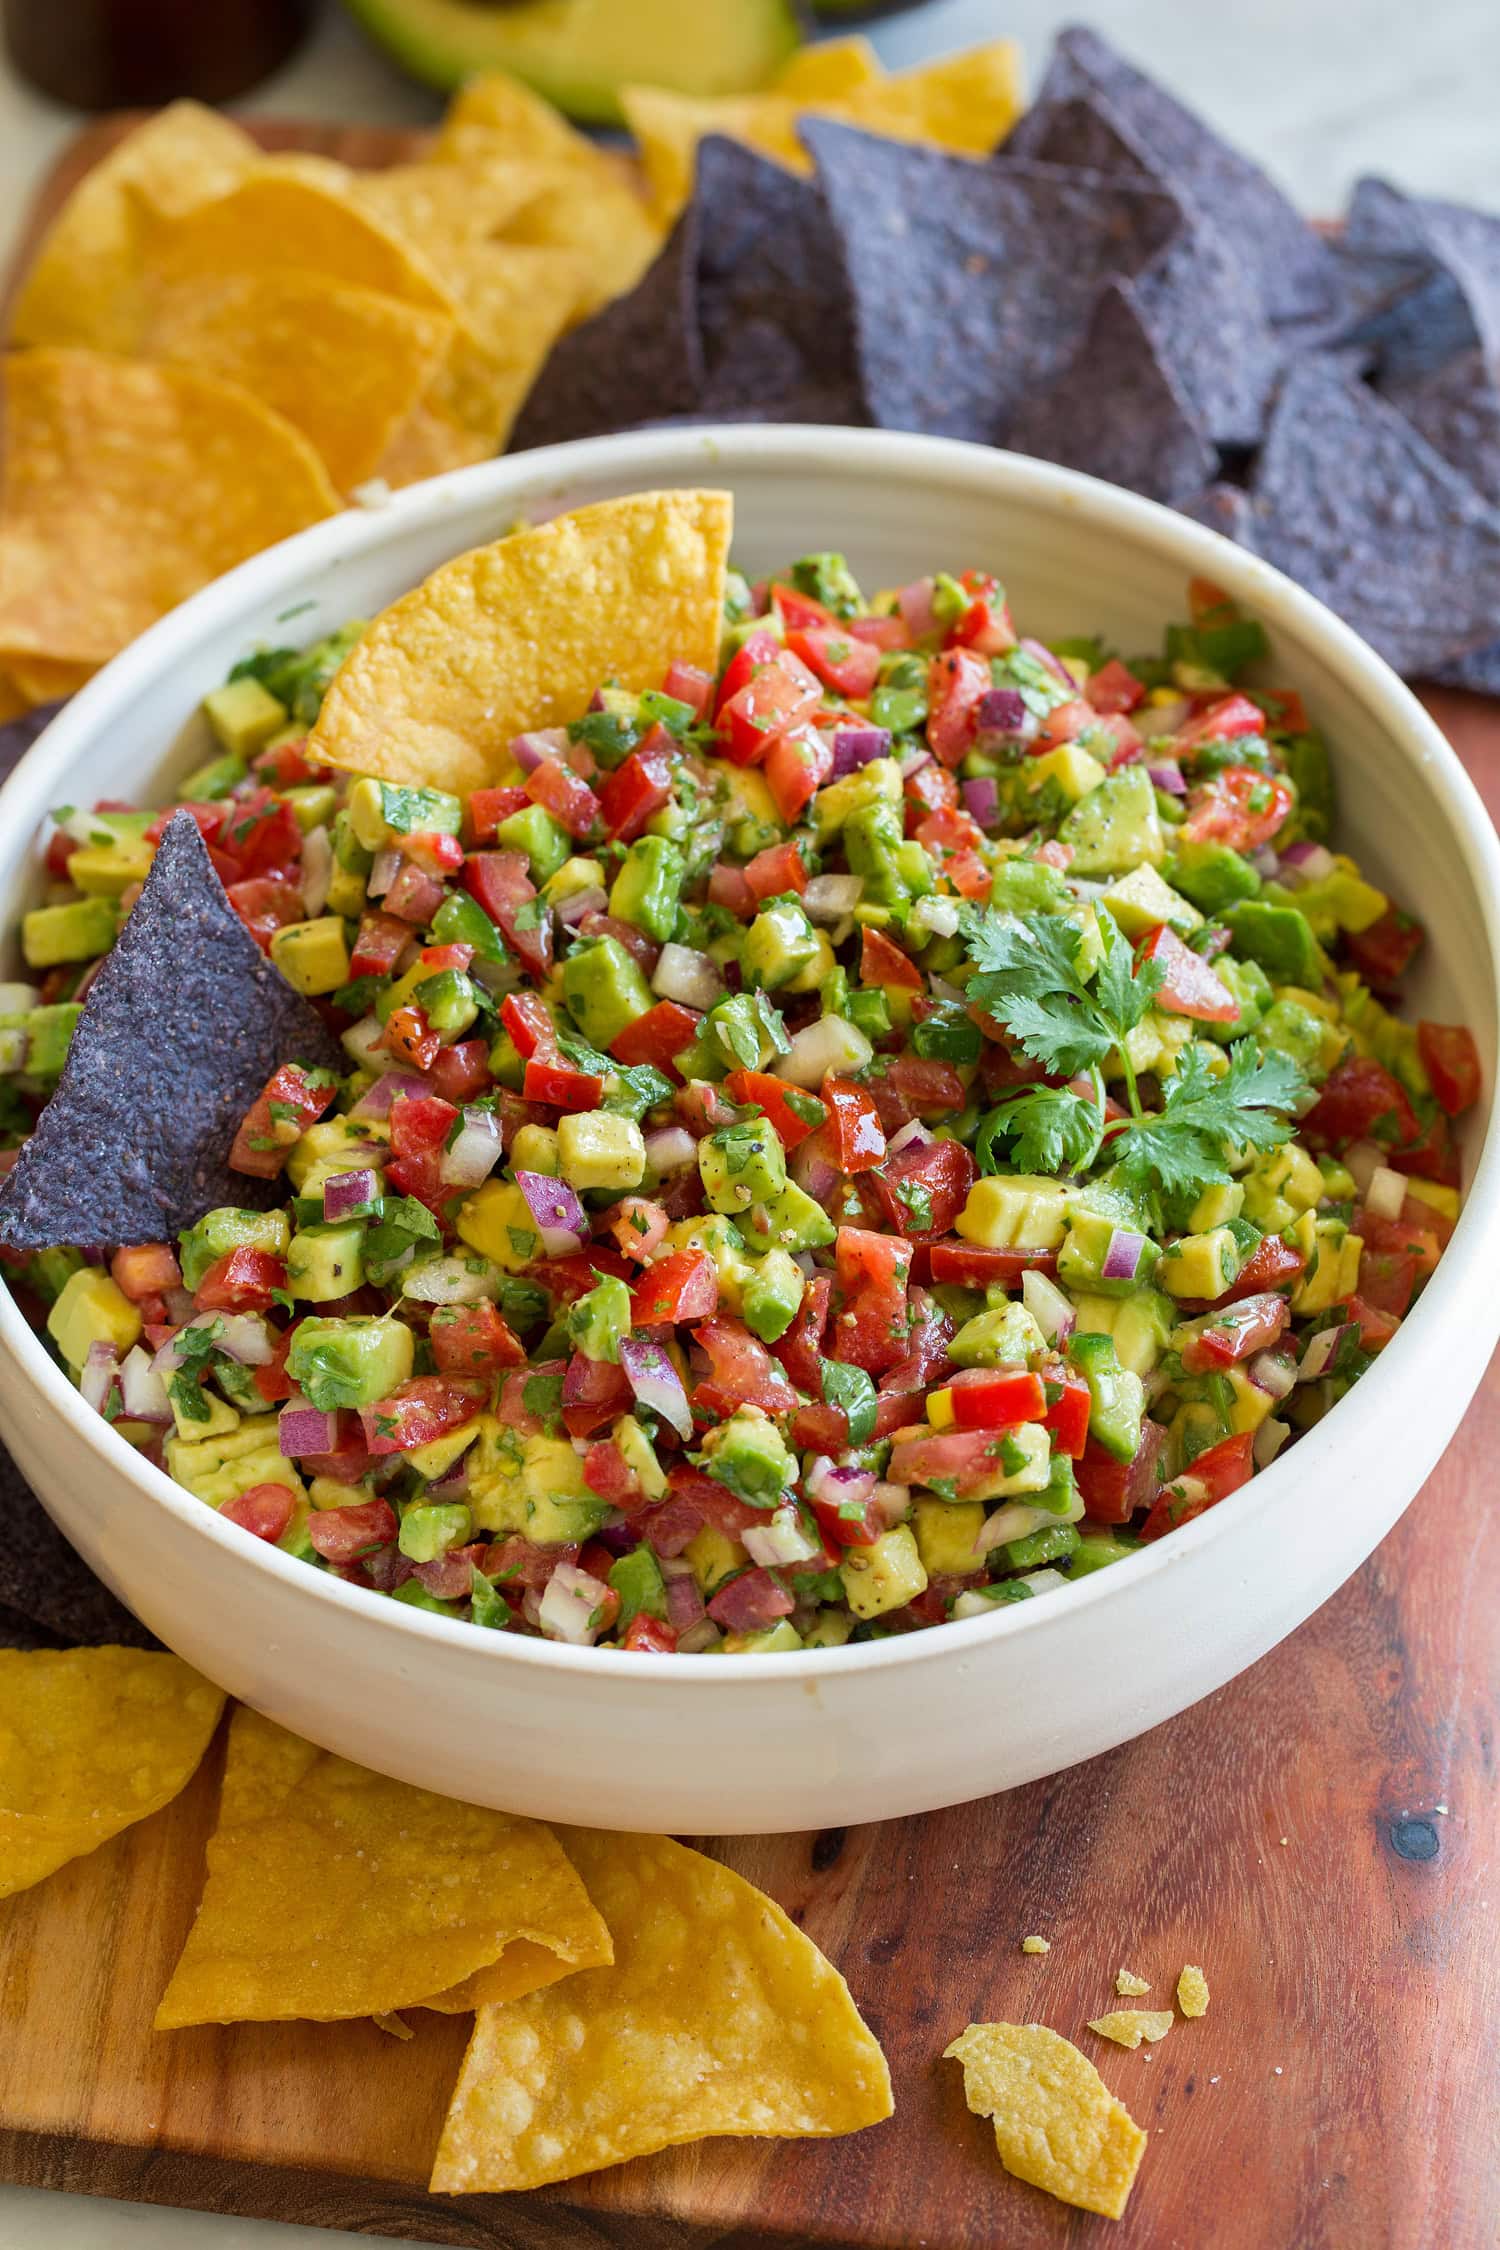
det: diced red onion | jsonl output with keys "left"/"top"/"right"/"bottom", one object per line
{"left": 1250, "top": 845, "right": 1281, "bottom": 879}
{"left": 80, "top": 1340, "right": 118, "bottom": 1414}
{"left": 1022, "top": 1267, "right": 1076, "bottom": 1345}
{"left": 279, "top": 1401, "right": 339, "bottom": 1456}
{"left": 516, "top": 1169, "right": 587, "bottom": 1256}
{"left": 962, "top": 774, "right": 1001, "bottom": 829}
{"left": 470, "top": 954, "right": 521, "bottom": 997}
{"left": 1146, "top": 759, "right": 1186, "bottom": 795}
{"left": 1102, "top": 1227, "right": 1149, "bottom": 1283}
{"left": 424, "top": 1461, "right": 471, "bottom": 1502}
{"left": 323, "top": 1168, "right": 380, "bottom": 1221}
{"left": 898, "top": 575, "right": 937, "bottom": 640}
{"left": 665, "top": 1569, "right": 706, "bottom": 1631}
{"left": 805, "top": 1456, "right": 876, "bottom": 1509}
{"left": 1254, "top": 1417, "right": 1291, "bottom": 1469}
{"left": 976, "top": 687, "right": 1028, "bottom": 735}
{"left": 651, "top": 941, "right": 722, "bottom": 1011}
{"left": 619, "top": 1335, "right": 692, "bottom": 1439}
{"left": 790, "top": 1136, "right": 841, "bottom": 1202}
{"left": 1020, "top": 637, "right": 1071, "bottom": 685}
{"left": 555, "top": 886, "right": 608, "bottom": 929}
{"left": 1298, "top": 1323, "right": 1358, "bottom": 1382}
{"left": 802, "top": 873, "right": 864, "bottom": 925}
{"left": 830, "top": 725, "right": 891, "bottom": 778}
{"left": 350, "top": 1070, "right": 432, "bottom": 1121}
{"left": 440, "top": 1108, "right": 504, "bottom": 1189}
{"left": 870, "top": 1480, "right": 912, "bottom": 1527}
{"left": 779, "top": 1013, "right": 873, "bottom": 1089}
{"left": 743, "top": 1505, "right": 824, "bottom": 1569}
{"left": 912, "top": 895, "right": 960, "bottom": 939}
{"left": 896, "top": 743, "right": 933, "bottom": 778}
{"left": 538, "top": 1562, "right": 611, "bottom": 1645}
{"left": 1247, "top": 1348, "right": 1297, "bottom": 1400}
{"left": 509, "top": 727, "right": 569, "bottom": 773}
{"left": 1364, "top": 1164, "right": 1407, "bottom": 1221}
{"left": 217, "top": 1313, "right": 277, "bottom": 1366}
{"left": 887, "top": 1119, "right": 935, "bottom": 1156}
{"left": 1279, "top": 840, "right": 1335, "bottom": 879}
{"left": 1015, "top": 1566, "right": 1068, "bottom": 1597}
{"left": 1344, "top": 1140, "right": 1384, "bottom": 1196}
{"left": 401, "top": 1255, "right": 500, "bottom": 1305}
{"left": 119, "top": 1344, "right": 172, "bottom": 1423}
{"left": 974, "top": 1499, "right": 1050, "bottom": 1556}
{"left": 366, "top": 847, "right": 401, "bottom": 899}
{"left": 643, "top": 1125, "right": 697, "bottom": 1177}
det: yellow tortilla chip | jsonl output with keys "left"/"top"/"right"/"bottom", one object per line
{"left": 432, "top": 241, "right": 591, "bottom": 443}
{"left": 154, "top": 1708, "right": 612, "bottom": 2028}
{"left": 836, "top": 42, "right": 1024, "bottom": 156}
{"left": 1116, "top": 1968, "right": 1151, "bottom": 1997}
{"left": 143, "top": 169, "right": 453, "bottom": 318}
{"left": 0, "top": 671, "right": 25, "bottom": 723}
{"left": 497, "top": 167, "right": 662, "bottom": 318}
{"left": 1020, "top": 1934, "right": 1051, "bottom": 1955}
{"left": 374, "top": 400, "right": 493, "bottom": 490}
{"left": 350, "top": 158, "right": 556, "bottom": 260}
{"left": 1088, "top": 2009, "right": 1175, "bottom": 2050}
{"left": 8, "top": 101, "right": 256, "bottom": 352}
{"left": 438, "top": 70, "right": 616, "bottom": 168}
{"left": 945, "top": 2021, "right": 1146, "bottom": 2222}
{"left": 311, "top": 488, "right": 732, "bottom": 796}
{"left": 431, "top": 1826, "right": 892, "bottom": 2193}
{"left": 775, "top": 36, "right": 883, "bottom": 100}
{"left": 0, "top": 653, "right": 97, "bottom": 707}
{"left": 623, "top": 86, "right": 807, "bottom": 219}
{"left": 1177, "top": 1964, "right": 1210, "bottom": 2018}
{"left": 0, "top": 1647, "right": 224, "bottom": 1900}
{"left": 141, "top": 270, "right": 456, "bottom": 494}
{"left": 0, "top": 351, "right": 340, "bottom": 666}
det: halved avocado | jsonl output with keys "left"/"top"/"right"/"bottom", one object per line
{"left": 342, "top": 0, "right": 802, "bottom": 122}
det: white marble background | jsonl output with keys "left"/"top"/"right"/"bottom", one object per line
{"left": 1, "top": 0, "right": 1498, "bottom": 2242}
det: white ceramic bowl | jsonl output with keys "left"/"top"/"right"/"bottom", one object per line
{"left": 2, "top": 428, "right": 1498, "bottom": 1834}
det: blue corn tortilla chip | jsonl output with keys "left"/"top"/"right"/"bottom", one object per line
{"left": 1237, "top": 360, "right": 1500, "bottom": 676}
{"left": 0, "top": 1446, "right": 156, "bottom": 1647}
{"left": 996, "top": 91, "right": 1158, "bottom": 183}
{"left": 1038, "top": 25, "right": 1341, "bottom": 327}
{"left": 0, "top": 700, "right": 66, "bottom": 786}
{"left": 800, "top": 121, "right": 1179, "bottom": 447}
{"left": 1384, "top": 347, "right": 1500, "bottom": 511}
{"left": 0, "top": 812, "right": 342, "bottom": 1251}
{"left": 1007, "top": 278, "right": 1216, "bottom": 508}
{"left": 1347, "top": 178, "right": 1500, "bottom": 357}
{"left": 1339, "top": 180, "right": 1488, "bottom": 383}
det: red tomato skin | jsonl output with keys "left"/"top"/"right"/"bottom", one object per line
{"left": 1214, "top": 1234, "right": 1306, "bottom": 1305}
{"left": 925, "top": 648, "right": 991, "bottom": 766}
{"left": 786, "top": 625, "right": 882, "bottom": 699}
{"left": 307, "top": 1497, "right": 399, "bottom": 1562}
{"left": 946, "top": 1367, "right": 1047, "bottom": 1428}
{"left": 771, "top": 1270, "right": 832, "bottom": 1394}
{"left": 622, "top": 1613, "right": 679, "bottom": 1652}
{"left": 629, "top": 1251, "right": 719, "bottom": 1326}
{"left": 824, "top": 1079, "right": 888, "bottom": 1172}
{"left": 1172, "top": 693, "right": 1267, "bottom": 751}
{"left": 1179, "top": 1292, "right": 1289, "bottom": 1372}
{"left": 719, "top": 652, "right": 822, "bottom": 766}
{"left": 359, "top": 1375, "right": 488, "bottom": 1456}
{"left": 1345, "top": 906, "right": 1424, "bottom": 992}
{"left": 1417, "top": 1021, "right": 1480, "bottom": 1116}
{"left": 874, "top": 1138, "right": 977, "bottom": 1242}
{"left": 523, "top": 756, "right": 599, "bottom": 839}
{"left": 1181, "top": 765, "right": 1294, "bottom": 850}
{"left": 390, "top": 1093, "right": 458, "bottom": 1156}
{"left": 221, "top": 1484, "right": 296, "bottom": 1542}
{"left": 229, "top": 1061, "right": 337, "bottom": 1179}
{"left": 928, "top": 1240, "right": 1060, "bottom": 1288}
{"left": 465, "top": 784, "right": 530, "bottom": 846}
{"left": 1042, "top": 1371, "right": 1091, "bottom": 1459}
{"left": 723, "top": 1068, "right": 824, "bottom": 1152}
{"left": 1140, "top": 1431, "right": 1254, "bottom": 1541}
{"left": 194, "top": 1247, "right": 286, "bottom": 1313}
{"left": 1136, "top": 923, "right": 1239, "bottom": 1021}
{"left": 859, "top": 924, "right": 923, "bottom": 989}
{"left": 763, "top": 723, "right": 834, "bottom": 823}
{"left": 1301, "top": 1057, "right": 1416, "bottom": 1152}
{"left": 714, "top": 629, "right": 782, "bottom": 720}
{"left": 429, "top": 1301, "right": 526, "bottom": 1375}
{"left": 610, "top": 1001, "right": 701, "bottom": 1070}
{"left": 1086, "top": 658, "right": 1146, "bottom": 714}
{"left": 462, "top": 851, "right": 552, "bottom": 979}
{"left": 744, "top": 839, "right": 807, "bottom": 899}
{"left": 348, "top": 909, "right": 412, "bottom": 980}
{"left": 597, "top": 737, "right": 675, "bottom": 842}
{"left": 428, "top": 1039, "right": 492, "bottom": 1104}
{"left": 523, "top": 1057, "right": 604, "bottom": 1110}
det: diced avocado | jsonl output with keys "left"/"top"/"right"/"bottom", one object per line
{"left": 1224, "top": 899, "right": 1322, "bottom": 987}
{"left": 456, "top": 1179, "right": 545, "bottom": 1270}
{"left": 740, "top": 1248, "right": 805, "bottom": 1343}
{"left": 1199, "top": 955, "right": 1272, "bottom": 1045}
{"left": 1225, "top": 1368, "right": 1277, "bottom": 1435}
{"left": 841, "top": 1524, "right": 928, "bottom": 1620}
{"left": 1280, "top": 732, "right": 1335, "bottom": 841}
{"left": 843, "top": 801, "right": 913, "bottom": 908}
{"left": 167, "top": 1420, "right": 304, "bottom": 1513}
{"left": 566, "top": 1273, "right": 632, "bottom": 1363}
{"left": 1157, "top": 1226, "right": 1244, "bottom": 1301}
{"left": 405, "top": 1418, "right": 483, "bottom": 1481}
{"left": 347, "top": 777, "right": 463, "bottom": 852}
{"left": 813, "top": 756, "right": 903, "bottom": 842}
{"left": 47, "top": 1268, "right": 142, "bottom": 1369}
{"left": 1101, "top": 863, "right": 1203, "bottom": 939}
{"left": 66, "top": 816, "right": 156, "bottom": 897}
{"left": 609, "top": 1544, "right": 668, "bottom": 1630}
{"left": 697, "top": 991, "right": 792, "bottom": 1079}
{"left": 1337, "top": 976, "right": 1426, "bottom": 1100}
{"left": 544, "top": 855, "right": 608, "bottom": 911}
{"left": 1068, "top": 1527, "right": 1142, "bottom": 1577}
{"left": 1241, "top": 1143, "right": 1323, "bottom": 1231}
{"left": 177, "top": 748, "right": 247, "bottom": 802}
{"left": 1288, "top": 1213, "right": 1363, "bottom": 1315}
{"left": 1057, "top": 766, "right": 1164, "bottom": 876}
{"left": 167, "top": 1378, "right": 242, "bottom": 1442}
{"left": 414, "top": 968, "right": 479, "bottom": 1045}
{"left": 614, "top": 1412, "right": 667, "bottom": 1501}
{"left": 468, "top": 1428, "right": 609, "bottom": 1543}
{"left": 288, "top": 1314, "right": 413, "bottom": 1411}
{"left": 801, "top": 1608, "right": 854, "bottom": 1649}
{"left": 269, "top": 916, "right": 351, "bottom": 997}
{"left": 511, "top": 1122, "right": 560, "bottom": 1176}
{"left": 388, "top": 1579, "right": 460, "bottom": 1616}
{"left": 179, "top": 1206, "right": 291, "bottom": 1291}
{"left": 981, "top": 1421, "right": 1054, "bottom": 1499}
{"left": 1405, "top": 1177, "right": 1460, "bottom": 1223}
{"left": 784, "top": 930, "right": 837, "bottom": 996}
{"left": 1069, "top": 1289, "right": 1174, "bottom": 1377}
{"left": 956, "top": 1175, "right": 1070, "bottom": 1251}
{"left": 610, "top": 835, "right": 684, "bottom": 944}
{"left": 1112, "top": 1007, "right": 1196, "bottom": 1083}
{"left": 661, "top": 1212, "right": 754, "bottom": 1312}
{"left": 742, "top": 896, "right": 820, "bottom": 990}
{"left": 496, "top": 803, "right": 571, "bottom": 886}
{"left": 287, "top": 1220, "right": 366, "bottom": 1302}
{"left": 948, "top": 1301, "right": 1046, "bottom": 1369}
{"left": 736, "top": 1180, "right": 836, "bottom": 1255}
{"left": 556, "top": 1108, "right": 646, "bottom": 1192}
{"left": 21, "top": 895, "right": 117, "bottom": 969}
{"left": 685, "top": 1522, "right": 749, "bottom": 1595}
{"left": 721, "top": 1619, "right": 805, "bottom": 1653}
{"left": 1024, "top": 743, "right": 1106, "bottom": 804}
{"left": 281, "top": 783, "right": 339, "bottom": 835}
{"left": 1267, "top": 858, "right": 1386, "bottom": 942}
{"left": 24, "top": 1002, "right": 81, "bottom": 1080}
{"left": 562, "top": 935, "right": 654, "bottom": 1048}
{"left": 202, "top": 675, "right": 287, "bottom": 756}
{"left": 997, "top": 1519, "right": 1081, "bottom": 1573}
{"left": 699, "top": 1117, "right": 787, "bottom": 1216}
{"left": 700, "top": 1405, "right": 796, "bottom": 1507}
{"left": 1167, "top": 838, "right": 1261, "bottom": 915}
{"left": 1058, "top": 1207, "right": 1159, "bottom": 1297}
{"left": 308, "top": 1477, "right": 373, "bottom": 1510}
{"left": 1188, "top": 1180, "right": 1245, "bottom": 1231}
{"left": 398, "top": 1501, "right": 473, "bottom": 1562}
{"left": 1068, "top": 1332, "right": 1145, "bottom": 1462}
{"left": 913, "top": 1496, "right": 985, "bottom": 1576}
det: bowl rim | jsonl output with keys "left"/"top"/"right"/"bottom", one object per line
{"left": 3, "top": 420, "right": 1498, "bottom": 1686}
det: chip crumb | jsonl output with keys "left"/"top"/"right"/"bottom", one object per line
{"left": 945, "top": 2021, "right": 1146, "bottom": 2221}
{"left": 372, "top": 2011, "right": 414, "bottom": 2040}
{"left": 1177, "top": 1965, "right": 1209, "bottom": 2018}
{"left": 1115, "top": 1968, "right": 1151, "bottom": 1997}
{"left": 1087, "top": 2010, "right": 1175, "bottom": 2051}
{"left": 1021, "top": 1934, "right": 1051, "bottom": 1955}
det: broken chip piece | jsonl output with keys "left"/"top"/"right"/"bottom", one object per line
{"left": 1115, "top": 1968, "right": 1151, "bottom": 1997}
{"left": 945, "top": 2020, "right": 1146, "bottom": 2221}
{"left": 1177, "top": 1965, "right": 1210, "bottom": 2018}
{"left": 1088, "top": 2009, "right": 1175, "bottom": 2050}
{"left": 1021, "top": 1934, "right": 1051, "bottom": 1955}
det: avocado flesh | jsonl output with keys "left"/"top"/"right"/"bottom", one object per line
{"left": 342, "top": 0, "right": 801, "bottom": 119}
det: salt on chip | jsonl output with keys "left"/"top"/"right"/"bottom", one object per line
{"left": 430, "top": 1826, "right": 892, "bottom": 2193}
{"left": 141, "top": 270, "right": 456, "bottom": 494}
{"left": 0, "top": 1647, "right": 223, "bottom": 1899}
{"left": 0, "top": 813, "right": 343, "bottom": 1251}
{"left": 945, "top": 2021, "right": 1146, "bottom": 2222}
{"left": 1088, "top": 2009, "right": 1175, "bottom": 2049}
{"left": 154, "top": 1707, "right": 612, "bottom": 2027}
{"left": 7, "top": 101, "right": 256, "bottom": 353}
{"left": 0, "top": 352, "right": 339, "bottom": 667}
{"left": 310, "top": 488, "right": 732, "bottom": 797}
{"left": 1177, "top": 1965, "right": 1210, "bottom": 2018}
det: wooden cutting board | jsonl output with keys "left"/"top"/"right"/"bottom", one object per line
{"left": 2, "top": 121, "right": 1498, "bottom": 2250}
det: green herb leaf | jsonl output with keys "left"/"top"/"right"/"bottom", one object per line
{"left": 1107, "top": 1041, "right": 1305, "bottom": 1201}
{"left": 821, "top": 1362, "right": 877, "bottom": 1446}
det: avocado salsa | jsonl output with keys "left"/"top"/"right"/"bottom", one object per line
{"left": 2, "top": 561, "right": 1478, "bottom": 1654}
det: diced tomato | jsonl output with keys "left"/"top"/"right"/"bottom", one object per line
{"left": 428, "top": 1038, "right": 492, "bottom": 1104}
{"left": 220, "top": 1484, "right": 297, "bottom": 1542}
{"left": 1180, "top": 1292, "right": 1289, "bottom": 1372}
{"left": 610, "top": 1000, "right": 701, "bottom": 1070}
{"left": 229, "top": 1060, "right": 338, "bottom": 1178}
{"left": 525, "top": 753, "right": 600, "bottom": 840}
{"left": 390, "top": 1093, "right": 459, "bottom": 1156}
{"left": 915, "top": 804, "right": 986, "bottom": 860}
{"left": 886, "top": 1425, "right": 1005, "bottom": 1499}
{"left": 865, "top": 1055, "right": 966, "bottom": 1132}
{"left": 1141, "top": 1430, "right": 1254, "bottom": 1541}
{"left": 194, "top": 1246, "right": 286, "bottom": 1313}
{"left": 622, "top": 1612, "right": 679, "bottom": 1652}
{"left": 947, "top": 572, "right": 1015, "bottom": 657}
{"left": 111, "top": 1243, "right": 181, "bottom": 1302}
{"left": 832, "top": 1226, "right": 912, "bottom": 1378}
{"left": 1358, "top": 1208, "right": 1441, "bottom": 1279}
{"left": 582, "top": 1439, "right": 640, "bottom": 1506}
{"left": 928, "top": 1240, "right": 1058, "bottom": 1289}
{"left": 675, "top": 1078, "right": 741, "bottom": 1138}
{"left": 219, "top": 789, "right": 302, "bottom": 879}
{"left": 1136, "top": 923, "right": 1239, "bottom": 1022}
{"left": 1181, "top": 765, "right": 1293, "bottom": 850}
{"left": 763, "top": 722, "right": 834, "bottom": 823}
{"left": 768, "top": 581, "right": 834, "bottom": 631}
{"left": 1302, "top": 1056, "right": 1416, "bottom": 1152}
{"left": 1075, "top": 1421, "right": 1165, "bottom": 1525}
{"left": 1172, "top": 693, "right": 1267, "bottom": 753}
{"left": 692, "top": 1317, "right": 798, "bottom": 1412}
{"left": 359, "top": 1375, "right": 488, "bottom": 1457}
{"left": 523, "top": 1055, "right": 605, "bottom": 1109}
{"left": 925, "top": 647, "right": 990, "bottom": 766}
{"left": 807, "top": 1485, "right": 883, "bottom": 1548}
{"left": 429, "top": 1301, "right": 526, "bottom": 1375}
{"left": 597, "top": 733, "right": 675, "bottom": 842}
{"left": 945, "top": 1367, "right": 1046, "bottom": 1428}
{"left": 382, "top": 1004, "right": 442, "bottom": 1074}
{"left": 1042, "top": 1369, "right": 1091, "bottom": 1458}
{"left": 605, "top": 1196, "right": 670, "bottom": 1265}
{"left": 1417, "top": 1022, "right": 1480, "bottom": 1116}
{"left": 1215, "top": 1234, "right": 1306, "bottom": 1305}
{"left": 463, "top": 850, "right": 552, "bottom": 979}
{"left": 499, "top": 991, "right": 553, "bottom": 1060}
{"left": 771, "top": 1270, "right": 831, "bottom": 1394}
{"left": 666, "top": 1464, "right": 761, "bottom": 1540}
{"left": 348, "top": 908, "right": 411, "bottom": 981}
{"left": 252, "top": 1325, "right": 296, "bottom": 1405}
{"left": 903, "top": 761, "right": 959, "bottom": 821}
{"left": 714, "top": 628, "right": 783, "bottom": 720}
{"left": 403, "top": 831, "right": 465, "bottom": 879}
{"left": 1086, "top": 658, "right": 1146, "bottom": 714}
{"left": 382, "top": 862, "right": 448, "bottom": 925}
{"left": 465, "top": 784, "right": 530, "bottom": 846}
{"left": 708, "top": 1567, "right": 795, "bottom": 1633}
{"left": 1188, "top": 576, "right": 1235, "bottom": 625}
{"left": 787, "top": 625, "right": 882, "bottom": 699}
{"left": 707, "top": 862, "right": 755, "bottom": 920}
{"left": 1354, "top": 1251, "right": 1416, "bottom": 1319}
{"left": 719, "top": 650, "right": 822, "bottom": 766}
{"left": 226, "top": 876, "right": 304, "bottom": 953}
{"left": 307, "top": 1497, "right": 398, "bottom": 1562}
{"left": 848, "top": 614, "right": 910, "bottom": 651}
{"left": 484, "top": 1535, "right": 580, "bottom": 1590}
{"left": 1345, "top": 905, "right": 1424, "bottom": 991}
{"left": 630, "top": 1251, "right": 719, "bottom": 1326}
{"left": 1034, "top": 696, "right": 1094, "bottom": 751}
{"left": 874, "top": 1136, "right": 976, "bottom": 1242}
{"left": 662, "top": 658, "right": 714, "bottom": 717}
{"left": 382, "top": 1145, "right": 448, "bottom": 1216}
{"left": 744, "top": 839, "right": 807, "bottom": 899}
{"left": 1388, "top": 1109, "right": 1460, "bottom": 1187}
{"left": 859, "top": 924, "right": 923, "bottom": 989}
{"left": 824, "top": 1079, "right": 887, "bottom": 1172}
{"left": 418, "top": 941, "right": 473, "bottom": 976}
{"left": 1339, "top": 1293, "right": 1402, "bottom": 1351}
{"left": 723, "top": 1068, "right": 825, "bottom": 1152}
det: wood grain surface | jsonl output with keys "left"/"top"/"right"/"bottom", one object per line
{"left": 1, "top": 122, "right": 1497, "bottom": 2250}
